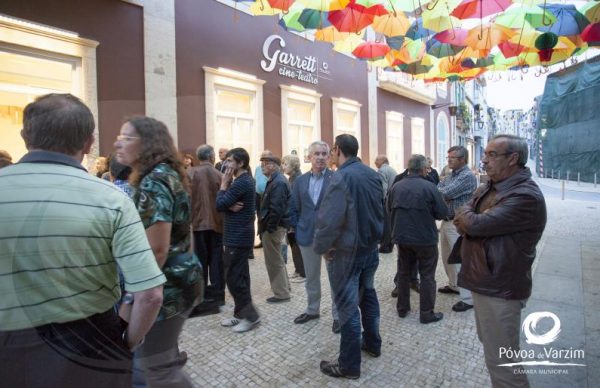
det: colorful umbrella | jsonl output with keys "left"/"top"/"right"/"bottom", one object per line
{"left": 333, "top": 33, "right": 365, "bottom": 53}
{"left": 465, "top": 23, "right": 514, "bottom": 50}
{"left": 581, "top": 23, "right": 600, "bottom": 45}
{"left": 328, "top": 2, "right": 374, "bottom": 33}
{"left": 495, "top": 5, "right": 557, "bottom": 29}
{"left": 314, "top": 25, "right": 352, "bottom": 41}
{"left": 537, "top": 4, "right": 589, "bottom": 37}
{"left": 451, "top": 0, "right": 512, "bottom": 20}
{"left": 397, "top": 62, "right": 433, "bottom": 75}
{"left": 352, "top": 41, "right": 391, "bottom": 59}
{"left": 371, "top": 12, "right": 410, "bottom": 37}
{"left": 497, "top": 41, "right": 526, "bottom": 58}
{"left": 268, "top": 0, "right": 296, "bottom": 12}
{"left": 434, "top": 28, "right": 469, "bottom": 45}
{"left": 579, "top": 1, "right": 600, "bottom": 24}
{"left": 250, "top": 0, "right": 282, "bottom": 15}
{"left": 426, "top": 38, "right": 463, "bottom": 58}
{"left": 405, "top": 19, "right": 435, "bottom": 40}
{"left": 298, "top": 8, "right": 330, "bottom": 29}
{"left": 385, "top": 35, "right": 405, "bottom": 50}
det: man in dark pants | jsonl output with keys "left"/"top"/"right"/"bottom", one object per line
{"left": 314, "top": 134, "right": 384, "bottom": 380}
{"left": 216, "top": 148, "right": 260, "bottom": 333}
{"left": 189, "top": 145, "right": 224, "bottom": 316}
{"left": 389, "top": 154, "right": 448, "bottom": 324}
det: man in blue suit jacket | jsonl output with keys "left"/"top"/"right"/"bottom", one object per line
{"left": 289, "top": 141, "right": 339, "bottom": 331}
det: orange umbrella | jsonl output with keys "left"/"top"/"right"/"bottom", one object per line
{"left": 268, "top": 0, "right": 296, "bottom": 12}
{"left": 371, "top": 12, "right": 410, "bottom": 37}
{"left": 465, "top": 23, "right": 515, "bottom": 50}
{"left": 315, "top": 25, "right": 352, "bottom": 42}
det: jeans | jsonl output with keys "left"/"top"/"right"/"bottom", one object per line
{"left": 326, "top": 247, "right": 381, "bottom": 375}
{"left": 193, "top": 230, "right": 224, "bottom": 300}
{"left": 223, "top": 246, "right": 259, "bottom": 322}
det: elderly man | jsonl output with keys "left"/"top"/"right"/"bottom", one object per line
{"left": 374, "top": 155, "right": 397, "bottom": 254}
{"left": 0, "top": 94, "right": 165, "bottom": 387}
{"left": 189, "top": 145, "right": 225, "bottom": 315}
{"left": 390, "top": 154, "right": 448, "bottom": 323}
{"left": 215, "top": 147, "right": 228, "bottom": 172}
{"left": 259, "top": 153, "right": 292, "bottom": 303}
{"left": 289, "top": 141, "right": 339, "bottom": 331}
{"left": 455, "top": 135, "right": 547, "bottom": 387}
{"left": 315, "top": 134, "right": 384, "bottom": 380}
{"left": 437, "top": 146, "right": 477, "bottom": 312}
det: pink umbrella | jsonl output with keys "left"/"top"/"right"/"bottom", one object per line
{"left": 451, "top": 0, "right": 512, "bottom": 20}
{"left": 434, "top": 28, "right": 469, "bottom": 45}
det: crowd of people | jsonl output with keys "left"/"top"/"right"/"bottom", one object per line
{"left": 0, "top": 93, "right": 547, "bottom": 388}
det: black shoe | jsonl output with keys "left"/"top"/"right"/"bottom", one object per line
{"left": 438, "top": 286, "right": 459, "bottom": 294}
{"left": 378, "top": 247, "right": 393, "bottom": 254}
{"left": 254, "top": 242, "right": 262, "bottom": 249}
{"left": 420, "top": 312, "right": 444, "bottom": 324}
{"left": 397, "top": 309, "right": 410, "bottom": 318}
{"left": 266, "top": 296, "right": 290, "bottom": 304}
{"left": 248, "top": 252, "right": 255, "bottom": 260}
{"left": 361, "top": 342, "right": 381, "bottom": 358}
{"left": 294, "top": 313, "right": 320, "bottom": 324}
{"left": 188, "top": 301, "right": 221, "bottom": 318}
{"left": 320, "top": 360, "right": 359, "bottom": 380}
{"left": 332, "top": 320, "right": 341, "bottom": 334}
{"left": 391, "top": 287, "right": 398, "bottom": 298}
{"left": 410, "top": 281, "right": 420, "bottom": 293}
{"left": 452, "top": 301, "right": 474, "bottom": 312}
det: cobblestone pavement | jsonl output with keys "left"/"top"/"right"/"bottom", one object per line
{"left": 181, "top": 246, "right": 490, "bottom": 387}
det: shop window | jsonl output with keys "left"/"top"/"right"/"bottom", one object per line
{"left": 332, "top": 97, "right": 361, "bottom": 151}
{"left": 204, "top": 66, "right": 265, "bottom": 169}
{"left": 385, "top": 111, "right": 404, "bottom": 171}
{"left": 411, "top": 117, "right": 425, "bottom": 156}
{"left": 437, "top": 113, "right": 450, "bottom": 170}
{"left": 281, "top": 85, "right": 321, "bottom": 170}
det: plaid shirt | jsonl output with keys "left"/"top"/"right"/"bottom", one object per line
{"left": 437, "top": 165, "right": 477, "bottom": 219}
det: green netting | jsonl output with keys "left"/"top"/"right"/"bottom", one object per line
{"left": 538, "top": 55, "right": 600, "bottom": 182}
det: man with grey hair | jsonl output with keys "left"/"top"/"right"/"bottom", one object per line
{"left": 454, "top": 134, "right": 546, "bottom": 387}
{"left": 189, "top": 144, "right": 225, "bottom": 314}
{"left": 389, "top": 155, "right": 448, "bottom": 323}
{"left": 289, "top": 141, "right": 339, "bottom": 331}
{"left": 374, "top": 155, "right": 397, "bottom": 254}
{"left": 437, "top": 145, "right": 477, "bottom": 312}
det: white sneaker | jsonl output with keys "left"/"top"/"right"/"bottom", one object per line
{"left": 220, "top": 317, "right": 240, "bottom": 327}
{"left": 289, "top": 272, "right": 300, "bottom": 278}
{"left": 232, "top": 318, "right": 260, "bottom": 333}
{"left": 291, "top": 276, "right": 306, "bottom": 283}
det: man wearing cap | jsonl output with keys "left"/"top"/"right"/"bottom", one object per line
{"left": 258, "top": 152, "right": 292, "bottom": 303}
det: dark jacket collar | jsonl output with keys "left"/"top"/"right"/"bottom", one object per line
{"left": 18, "top": 150, "right": 87, "bottom": 172}
{"left": 339, "top": 156, "right": 361, "bottom": 169}
{"left": 492, "top": 168, "right": 532, "bottom": 193}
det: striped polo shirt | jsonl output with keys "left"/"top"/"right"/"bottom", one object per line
{"left": 0, "top": 151, "right": 166, "bottom": 331}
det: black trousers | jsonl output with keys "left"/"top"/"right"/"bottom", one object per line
{"left": 193, "top": 230, "right": 224, "bottom": 300}
{"left": 0, "top": 309, "right": 132, "bottom": 388}
{"left": 379, "top": 207, "right": 393, "bottom": 251}
{"left": 223, "top": 246, "right": 259, "bottom": 322}
{"left": 396, "top": 244, "right": 438, "bottom": 314}
{"left": 287, "top": 234, "right": 305, "bottom": 277}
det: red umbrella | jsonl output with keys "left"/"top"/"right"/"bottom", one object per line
{"left": 328, "top": 3, "right": 374, "bottom": 33}
{"left": 267, "top": 0, "right": 296, "bottom": 12}
{"left": 498, "top": 41, "right": 526, "bottom": 58}
{"left": 451, "top": 0, "right": 512, "bottom": 20}
{"left": 582, "top": 23, "right": 600, "bottom": 43}
{"left": 352, "top": 41, "right": 391, "bottom": 60}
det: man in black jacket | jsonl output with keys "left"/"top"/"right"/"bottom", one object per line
{"left": 389, "top": 154, "right": 448, "bottom": 323}
{"left": 259, "top": 154, "right": 292, "bottom": 303}
{"left": 455, "top": 135, "right": 547, "bottom": 387}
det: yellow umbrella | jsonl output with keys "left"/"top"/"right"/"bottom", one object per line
{"left": 372, "top": 12, "right": 411, "bottom": 37}
{"left": 421, "top": 0, "right": 463, "bottom": 32}
{"left": 333, "top": 34, "right": 365, "bottom": 53}
{"left": 251, "top": 0, "right": 282, "bottom": 15}
{"left": 329, "top": 0, "right": 351, "bottom": 11}
{"left": 315, "top": 25, "right": 352, "bottom": 42}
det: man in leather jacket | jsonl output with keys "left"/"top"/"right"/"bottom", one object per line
{"left": 454, "top": 134, "right": 547, "bottom": 387}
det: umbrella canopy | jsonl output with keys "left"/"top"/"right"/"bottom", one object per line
{"left": 465, "top": 23, "right": 515, "bottom": 50}
{"left": 579, "top": 1, "right": 600, "bottom": 24}
{"left": 298, "top": 8, "right": 331, "bottom": 29}
{"left": 498, "top": 41, "right": 527, "bottom": 58}
{"left": 352, "top": 40, "right": 391, "bottom": 59}
{"left": 371, "top": 12, "right": 410, "bottom": 37}
{"left": 268, "top": 0, "right": 297, "bottom": 12}
{"left": 495, "top": 5, "right": 557, "bottom": 29}
{"left": 426, "top": 38, "right": 463, "bottom": 58}
{"left": 405, "top": 19, "right": 435, "bottom": 40}
{"left": 581, "top": 23, "right": 600, "bottom": 45}
{"left": 537, "top": 4, "right": 589, "bottom": 37}
{"left": 328, "top": 2, "right": 374, "bottom": 32}
{"left": 434, "top": 28, "right": 469, "bottom": 45}
{"left": 315, "top": 25, "right": 352, "bottom": 41}
{"left": 386, "top": 35, "right": 405, "bottom": 50}
{"left": 451, "top": 0, "right": 512, "bottom": 20}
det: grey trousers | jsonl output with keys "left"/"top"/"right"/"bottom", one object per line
{"left": 472, "top": 292, "right": 530, "bottom": 388}
{"left": 299, "top": 244, "right": 338, "bottom": 319}
{"left": 439, "top": 220, "right": 472, "bottom": 304}
{"left": 262, "top": 227, "right": 291, "bottom": 299}
{"left": 135, "top": 312, "right": 193, "bottom": 388}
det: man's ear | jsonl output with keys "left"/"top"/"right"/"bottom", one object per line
{"left": 82, "top": 134, "right": 95, "bottom": 155}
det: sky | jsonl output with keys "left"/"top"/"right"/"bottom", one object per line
{"left": 484, "top": 71, "right": 548, "bottom": 111}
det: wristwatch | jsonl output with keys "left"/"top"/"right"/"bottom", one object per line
{"left": 122, "top": 329, "right": 145, "bottom": 352}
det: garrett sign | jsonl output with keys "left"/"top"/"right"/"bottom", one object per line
{"left": 260, "top": 34, "right": 331, "bottom": 85}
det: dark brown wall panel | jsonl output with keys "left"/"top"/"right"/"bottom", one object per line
{"left": 175, "top": 0, "right": 369, "bottom": 160}
{"left": 0, "top": 0, "right": 146, "bottom": 155}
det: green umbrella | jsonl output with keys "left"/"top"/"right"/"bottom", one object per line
{"left": 495, "top": 5, "right": 557, "bottom": 29}
{"left": 298, "top": 9, "right": 330, "bottom": 29}
{"left": 580, "top": 1, "right": 600, "bottom": 24}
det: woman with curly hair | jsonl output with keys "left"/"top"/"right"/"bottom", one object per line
{"left": 114, "top": 116, "right": 202, "bottom": 387}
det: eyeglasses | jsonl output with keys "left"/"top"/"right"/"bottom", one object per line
{"left": 116, "top": 135, "right": 140, "bottom": 142}
{"left": 483, "top": 151, "right": 514, "bottom": 159}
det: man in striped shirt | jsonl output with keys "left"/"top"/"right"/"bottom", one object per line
{"left": 0, "top": 94, "right": 165, "bottom": 387}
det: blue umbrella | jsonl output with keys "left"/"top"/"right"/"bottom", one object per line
{"left": 298, "top": 9, "right": 331, "bottom": 29}
{"left": 405, "top": 19, "right": 434, "bottom": 40}
{"left": 386, "top": 35, "right": 405, "bottom": 50}
{"left": 537, "top": 4, "right": 589, "bottom": 37}
{"left": 426, "top": 38, "right": 463, "bottom": 58}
